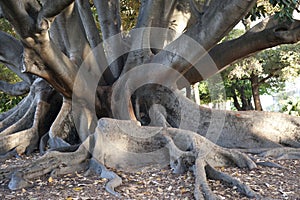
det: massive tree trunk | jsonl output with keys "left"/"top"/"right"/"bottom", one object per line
{"left": 0, "top": 0, "right": 300, "bottom": 199}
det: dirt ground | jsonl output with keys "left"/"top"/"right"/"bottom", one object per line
{"left": 0, "top": 153, "right": 299, "bottom": 200}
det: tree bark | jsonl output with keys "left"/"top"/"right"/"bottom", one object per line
{"left": 250, "top": 74, "right": 263, "bottom": 111}
{"left": 1, "top": 1, "right": 300, "bottom": 200}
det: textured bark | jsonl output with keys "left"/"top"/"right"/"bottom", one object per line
{"left": 250, "top": 74, "right": 263, "bottom": 111}
{"left": 0, "top": 81, "right": 29, "bottom": 96}
{"left": 0, "top": 79, "right": 61, "bottom": 155}
{"left": 1, "top": 119, "right": 259, "bottom": 199}
{"left": 0, "top": 1, "right": 300, "bottom": 199}
{"left": 0, "top": 31, "right": 34, "bottom": 84}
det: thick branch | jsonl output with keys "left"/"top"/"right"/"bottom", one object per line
{"left": 94, "top": 0, "right": 123, "bottom": 80}
{"left": 0, "top": 31, "right": 34, "bottom": 84}
{"left": 0, "top": 0, "right": 78, "bottom": 98}
{"left": 53, "top": 3, "right": 90, "bottom": 65}
{"left": 0, "top": 81, "right": 30, "bottom": 96}
{"left": 39, "top": 0, "right": 75, "bottom": 19}
{"left": 136, "top": 0, "right": 177, "bottom": 29}
{"left": 0, "top": 0, "right": 40, "bottom": 37}
{"left": 76, "top": 0, "right": 101, "bottom": 48}
{"left": 179, "top": 17, "right": 300, "bottom": 87}
{"left": 150, "top": 0, "right": 256, "bottom": 84}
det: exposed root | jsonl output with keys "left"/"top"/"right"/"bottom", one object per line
{"left": 163, "top": 130, "right": 194, "bottom": 174}
{"left": 259, "top": 147, "right": 300, "bottom": 159}
{"left": 0, "top": 91, "right": 34, "bottom": 131}
{"left": 0, "top": 95, "right": 28, "bottom": 121}
{"left": 0, "top": 100, "right": 37, "bottom": 137}
{"left": 0, "top": 79, "right": 60, "bottom": 155}
{"left": 3, "top": 119, "right": 263, "bottom": 199}
{"left": 205, "top": 164, "right": 259, "bottom": 198}
{"left": 194, "top": 159, "right": 219, "bottom": 200}
{"left": 85, "top": 158, "right": 122, "bottom": 197}
{"left": 8, "top": 144, "right": 90, "bottom": 190}
{"left": 239, "top": 147, "right": 300, "bottom": 160}
{"left": 47, "top": 98, "right": 78, "bottom": 149}
{"left": 0, "top": 101, "right": 50, "bottom": 155}
{"left": 0, "top": 149, "right": 17, "bottom": 162}
{"left": 256, "top": 161, "right": 285, "bottom": 168}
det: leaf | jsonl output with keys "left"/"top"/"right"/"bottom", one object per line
{"left": 48, "top": 177, "right": 53, "bottom": 183}
{"left": 73, "top": 187, "right": 83, "bottom": 192}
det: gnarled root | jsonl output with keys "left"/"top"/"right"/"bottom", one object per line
{"left": 0, "top": 79, "right": 61, "bottom": 156}
{"left": 85, "top": 158, "right": 122, "bottom": 197}
{"left": 241, "top": 147, "right": 300, "bottom": 160}
{"left": 47, "top": 98, "right": 77, "bottom": 150}
{"left": 4, "top": 118, "right": 262, "bottom": 199}
{"left": 8, "top": 143, "right": 90, "bottom": 190}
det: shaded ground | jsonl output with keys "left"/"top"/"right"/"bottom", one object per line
{"left": 0, "top": 153, "right": 299, "bottom": 200}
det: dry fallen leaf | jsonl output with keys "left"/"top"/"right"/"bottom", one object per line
{"left": 48, "top": 177, "right": 53, "bottom": 183}
{"left": 73, "top": 187, "right": 83, "bottom": 192}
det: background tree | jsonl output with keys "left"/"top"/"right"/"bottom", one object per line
{"left": 0, "top": 0, "right": 300, "bottom": 199}
{"left": 221, "top": 43, "right": 300, "bottom": 111}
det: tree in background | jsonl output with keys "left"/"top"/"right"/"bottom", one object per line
{"left": 0, "top": 1, "right": 300, "bottom": 199}
{"left": 198, "top": 26, "right": 300, "bottom": 111}
{"left": 220, "top": 43, "right": 300, "bottom": 111}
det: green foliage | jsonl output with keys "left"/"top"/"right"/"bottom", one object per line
{"left": 280, "top": 96, "right": 300, "bottom": 116}
{"left": 0, "top": 64, "right": 21, "bottom": 83}
{"left": 0, "top": 93, "right": 23, "bottom": 113}
{"left": 248, "top": 0, "right": 299, "bottom": 21}
{"left": 227, "top": 44, "right": 300, "bottom": 94}
{"left": 269, "top": 0, "right": 299, "bottom": 20}
{"left": 197, "top": 76, "right": 226, "bottom": 105}
{"left": 0, "top": 18, "right": 17, "bottom": 37}
{"left": 199, "top": 37, "right": 300, "bottom": 111}
{"left": 120, "top": 0, "right": 140, "bottom": 31}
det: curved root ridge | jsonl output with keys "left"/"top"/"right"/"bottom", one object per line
{"left": 86, "top": 158, "right": 122, "bottom": 197}
{"left": 3, "top": 119, "right": 269, "bottom": 199}
{"left": 205, "top": 164, "right": 259, "bottom": 198}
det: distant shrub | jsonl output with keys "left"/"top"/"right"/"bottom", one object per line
{"left": 0, "top": 92, "right": 24, "bottom": 113}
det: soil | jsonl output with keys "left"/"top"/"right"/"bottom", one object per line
{"left": 0, "top": 153, "right": 299, "bottom": 200}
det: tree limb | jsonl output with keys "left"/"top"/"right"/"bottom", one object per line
{"left": 179, "top": 17, "right": 300, "bottom": 87}
{"left": 136, "top": 0, "right": 177, "bottom": 29}
{"left": 258, "top": 67, "right": 282, "bottom": 84}
{"left": 0, "top": 0, "right": 81, "bottom": 98}
{"left": 0, "top": 31, "right": 34, "bottom": 84}
{"left": 52, "top": 2, "right": 90, "bottom": 65}
{"left": 0, "top": 81, "right": 30, "bottom": 96}
{"left": 94, "top": 0, "right": 124, "bottom": 81}
{"left": 150, "top": 0, "right": 256, "bottom": 84}
{"left": 76, "top": 0, "right": 102, "bottom": 49}
{"left": 39, "top": 0, "right": 75, "bottom": 19}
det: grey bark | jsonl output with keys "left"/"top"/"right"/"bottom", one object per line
{"left": 0, "top": 1, "right": 300, "bottom": 200}
{"left": 76, "top": 0, "right": 101, "bottom": 48}
{"left": 94, "top": 0, "right": 123, "bottom": 81}
{"left": 0, "top": 81, "right": 29, "bottom": 96}
{"left": 0, "top": 31, "right": 34, "bottom": 84}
